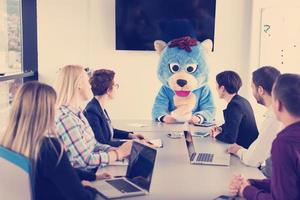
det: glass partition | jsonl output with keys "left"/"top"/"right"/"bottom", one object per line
{"left": 0, "top": 0, "right": 22, "bottom": 74}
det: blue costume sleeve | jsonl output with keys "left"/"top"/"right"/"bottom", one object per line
{"left": 152, "top": 87, "right": 170, "bottom": 121}
{"left": 193, "top": 85, "right": 216, "bottom": 123}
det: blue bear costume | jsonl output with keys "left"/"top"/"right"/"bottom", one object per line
{"left": 152, "top": 20, "right": 215, "bottom": 123}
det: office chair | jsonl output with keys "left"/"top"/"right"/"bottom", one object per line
{"left": 0, "top": 146, "right": 32, "bottom": 200}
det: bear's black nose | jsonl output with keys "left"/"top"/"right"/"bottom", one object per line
{"left": 177, "top": 79, "right": 187, "bottom": 87}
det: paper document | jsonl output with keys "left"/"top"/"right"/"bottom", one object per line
{"left": 149, "top": 139, "right": 163, "bottom": 148}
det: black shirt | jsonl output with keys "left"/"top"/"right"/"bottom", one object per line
{"left": 84, "top": 97, "right": 131, "bottom": 147}
{"left": 216, "top": 95, "right": 259, "bottom": 149}
{"left": 34, "top": 137, "right": 97, "bottom": 200}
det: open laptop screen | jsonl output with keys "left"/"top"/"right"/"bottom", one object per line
{"left": 126, "top": 142, "right": 157, "bottom": 191}
{"left": 184, "top": 131, "right": 196, "bottom": 160}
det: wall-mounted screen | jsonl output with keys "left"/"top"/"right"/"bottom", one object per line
{"left": 116, "top": 0, "right": 216, "bottom": 51}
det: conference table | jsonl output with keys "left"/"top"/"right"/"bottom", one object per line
{"left": 96, "top": 120, "right": 264, "bottom": 200}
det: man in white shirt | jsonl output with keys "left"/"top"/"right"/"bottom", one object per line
{"left": 227, "top": 66, "right": 282, "bottom": 169}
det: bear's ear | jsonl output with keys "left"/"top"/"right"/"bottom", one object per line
{"left": 154, "top": 40, "right": 167, "bottom": 55}
{"left": 201, "top": 39, "right": 213, "bottom": 53}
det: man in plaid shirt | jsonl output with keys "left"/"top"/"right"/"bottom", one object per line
{"left": 56, "top": 105, "right": 112, "bottom": 171}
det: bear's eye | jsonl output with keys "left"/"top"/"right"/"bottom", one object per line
{"left": 186, "top": 64, "right": 198, "bottom": 73}
{"left": 169, "top": 63, "right": 180, "bottom": 73}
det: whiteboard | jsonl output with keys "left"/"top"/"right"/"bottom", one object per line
{"left": 259, "top": 7, "right": 300, "bottom": 73}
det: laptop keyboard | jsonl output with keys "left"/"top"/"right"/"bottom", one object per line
{"left": 106, "top": 179, "right": 142, "bottom": 193}
{"left": 191, "top": 153, "right": 196, "bottom": 161}
{"left": 197, "top": 153, "right": 214, "bottom": 162}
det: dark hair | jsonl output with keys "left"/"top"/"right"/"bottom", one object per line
{"left": 252, "top": 66, "right": 281, "bottom": 95}
{"left": 89, "top": 69, "right": 115, "bottom": 96}
{"left": 273, "top": 73, "right": 300, "bottom": 117}
{"left": 216, "top": 71, "right": 242, "bottom": 94}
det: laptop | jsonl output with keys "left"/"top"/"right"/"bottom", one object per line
{"left": 92, "top": 141, "right": 157, "bottom": 199}
{"left": 184, "top": 130, "right": 230, "bottom": 166}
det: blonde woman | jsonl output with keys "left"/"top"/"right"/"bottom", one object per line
{"left": 0, "top": 82, "right": 102, "bottom": 200}
{"left": 55, "top": 65, "right": 132, "bottom": 171}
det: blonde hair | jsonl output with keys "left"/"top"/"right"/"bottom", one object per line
{"left": 0, "top": 82, "right": 57, "bottom": 162}
{"left": 55, "top": 65, "right": 86, "bottom": 107}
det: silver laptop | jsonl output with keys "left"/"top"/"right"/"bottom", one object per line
{"left": 184, "top": 131, "right": 230, "bottom": 166}
{"left": 92, "top": 141, "right": 157, "bottom": 199}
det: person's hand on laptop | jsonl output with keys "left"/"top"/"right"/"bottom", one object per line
{"left": 116, "top": 141, "right": 133, "bottom": 160}
{"left": 210, "top": 126, "right": 222, "bottom": 137}
{"left": 96, "top": 172, "right": 112, "bottom": 180}
{"left": 227, "top": 144, "right": 242, "bottom": 155}
{"left": 81, "top": 180, "right": 94, "bottom": 188}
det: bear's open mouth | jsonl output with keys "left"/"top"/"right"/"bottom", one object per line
{"left": 175, "top": 90, "right": 191, "bottom": 97}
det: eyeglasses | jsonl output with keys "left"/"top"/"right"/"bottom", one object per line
{"left": 84, "top": 67, "right": 92, "bottom": 77}
{"left": 113, "top": 83, "right": 119, "bottom": 89}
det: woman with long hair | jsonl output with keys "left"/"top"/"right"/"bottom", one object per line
{"left": 55, "top": 65, "right": 132, "bottom": 171}
{"left": 0, "top": 82, "right": 100, "bottom": 199}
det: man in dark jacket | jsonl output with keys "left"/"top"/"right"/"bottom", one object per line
{"left": 211, "top": 71, "right": 259, "bottom": 149}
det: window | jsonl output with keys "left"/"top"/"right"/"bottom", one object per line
{"left": 0, "top": 0, "right": 22, "bottom": 74}
{"left": 0, "top": 0, "right": 37, "bottom": 128}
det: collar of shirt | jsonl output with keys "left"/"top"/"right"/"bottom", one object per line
{"left": 59, "top": 105, "right": 84, "bottom": 119}
{"left": 263, "top": 106, "right": 275, "bottom": 118}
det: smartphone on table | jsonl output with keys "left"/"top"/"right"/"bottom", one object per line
{"left": 192, "top": 131, "right": 210, "bottom": 137}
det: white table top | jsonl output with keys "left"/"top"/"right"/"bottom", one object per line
{"left": 96, "top": 121, "right": 264, "bottom": 200}
{"left": 111, "top": 119, "right": 214, "bottom": 133}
